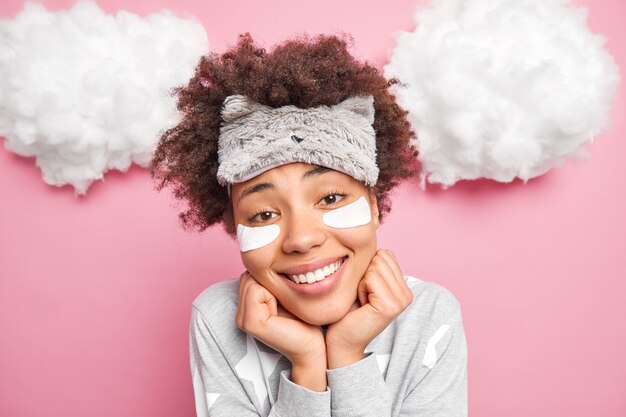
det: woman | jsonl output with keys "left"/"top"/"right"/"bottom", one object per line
{"left": 150, "top": 32, "right": 467, "bottom": 417}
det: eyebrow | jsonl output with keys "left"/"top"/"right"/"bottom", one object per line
{"left": 237, "top": 166, "right": 332, "bottom": 204}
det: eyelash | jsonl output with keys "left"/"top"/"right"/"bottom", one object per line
{"left": 319, "top": 190, "right": 347, "bottom": 206}
{"left": 247, "top": 190, "right": 348, "bottom": 223}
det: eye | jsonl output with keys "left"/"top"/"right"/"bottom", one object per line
{"left": 249, "top": 210, "right": 278, "bottom": 223}
{"left": 318, "top": 192, "right": 347, "bottom": 206}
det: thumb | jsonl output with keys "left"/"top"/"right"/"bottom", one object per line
{"left": 250, "top": 284, "right": 278, "bottom": 319}
{"left": 357, "top": 277, "right": 369, "bottom": 307}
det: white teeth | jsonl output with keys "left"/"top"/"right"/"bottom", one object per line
{"left": 288, "top": 258, "right": 345, "bottom": 284}
{"left": 315, "top": 269, "right": 325, "bottom": 281}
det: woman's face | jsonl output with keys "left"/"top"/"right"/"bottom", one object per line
{"left": 231, "top": 162, "right": 379, "bottom": 325}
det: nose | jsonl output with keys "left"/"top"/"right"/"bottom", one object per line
{"left": 281, "top": 209, "right": 327, "bottom": 254}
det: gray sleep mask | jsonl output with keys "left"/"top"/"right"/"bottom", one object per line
{"left": 216, "top": 94, "right": 379, "bottom": 193}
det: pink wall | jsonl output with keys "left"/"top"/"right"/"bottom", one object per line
{"left": 1, "top": 0, "right": 624, "bottom": 416}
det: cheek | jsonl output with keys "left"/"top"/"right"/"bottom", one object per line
{"left": 237, "top": 224, "right": 281, "bottom": 279}
{"left": 319, "top": 196, "right": 377, "bottom": 256}
{"left": 331, "top": 219, "right": 378, "bottom": 282}
{"left": 240, "top": 244, "right": 278, "bottom": 275}
{"left": 334, "top": 222, "right": 378, "bottom": 255}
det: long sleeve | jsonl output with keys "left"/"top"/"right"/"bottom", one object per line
{"left": 398, "top": 301, "right": 468, "bottom": 417}
{"left": 325, "top": 280, "right": 468, "bottom": 417}
{"left": 190, "top": 305, "right": 332, "bottom": 417}
{"left": 189, "top": 276, "right": 467, "bottom": 416}
{"left": 326, "top": 352, "right": 393, "bottom": 416}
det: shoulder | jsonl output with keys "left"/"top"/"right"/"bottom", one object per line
{"left": 192, "top": 278, "right": 240, "bottom": 314}
{"left": 365, "top": 275, "right": 465, "bottom": 370}
{"left": 191, "top": 278, "right": 240, "bottom": 337}
{"left": 402, "top": 275, "right": 463, "bottom": 325}
{"left": 396, "top": 275, "right": 466, "bottom": 361}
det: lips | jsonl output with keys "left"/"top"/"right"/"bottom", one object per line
{"left": 279, "top": 256, "right": 347, "bottom": 276}
{"left": 283, "top": 258, "right": 345, "bottom": 284}
{"left": 278, "top": 256, "right": 348, "bottom": 296}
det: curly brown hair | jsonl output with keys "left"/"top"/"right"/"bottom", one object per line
{"left": 149, "top": 32, "right": 421, "bottom": 238}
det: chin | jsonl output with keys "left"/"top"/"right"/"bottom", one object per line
{"left": 297, "top": 302, "right": 353, "bottom": 326}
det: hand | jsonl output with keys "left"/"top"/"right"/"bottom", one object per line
{"left": 325, "top": 249, "right": 414, "bottom": 369}
{"left": 235, "top": 271, "right": 327, "bottom": 390}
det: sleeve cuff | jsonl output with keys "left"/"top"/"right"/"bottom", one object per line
{"left": 326, "top": 352, "right": 391, "bottom": 412}
{"left": 273, "top": 369, "right": 331, "bottom": 417}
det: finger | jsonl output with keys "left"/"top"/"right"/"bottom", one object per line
{"left": 357, "top": 277, "right": 369, "bottom": 306}
{"left": 236, "top": 271, "right": 250, "bottom": 327}
{"left": 242, "top": 275, "right": 278, "bottom": 323}
{"left": 358, "top": 252, "right": 393, "bottom": 306}
{"left": 357, "top": 260, "right": 389, "bottom": 306}
{"left": 238, "top": 272, "right": 266, "bottom": 325}
{"left": 349, "top": 276, "right": 398, "bottom": 335}
{"left": 377, "top": 249, "right": 404, "bottom": 283}
{"left": 370, "top": 253, "right": 404, "bottom": 304}
{"left": 359, "top": 267, "right": 399, "bottom": 313}
{"left": 262, "top": 285, "right": 278, "bottom": 317}
{"left": 377, "top": 250, "right": 413, "bottom": 301}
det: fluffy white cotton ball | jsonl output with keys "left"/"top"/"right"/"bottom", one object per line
{"left": 0, "top": 0, "right": 209, "bottom": 194}
{"left": 384, "top": 0, "right": 620, "bottom": 189}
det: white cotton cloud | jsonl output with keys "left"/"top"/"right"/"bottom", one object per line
{"left": 384, "top": 0, "right": 620, "bottom": 189}
{"left": 0, "top": 0, "right": 208, "bottom": 194}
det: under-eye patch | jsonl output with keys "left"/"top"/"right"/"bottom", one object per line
{"left": 322, "top": 195, "right": 371, "bottom": 228}
{"left": 237, "top": 223, "right": 280, "bottom": 252}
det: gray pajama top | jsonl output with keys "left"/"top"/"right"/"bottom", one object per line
{"left": 190, "top": 275, "right": 468, "bottom": 416}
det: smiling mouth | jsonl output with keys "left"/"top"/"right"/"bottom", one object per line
{"left": 279, "top": 257, "right": 347, "bottom": 284}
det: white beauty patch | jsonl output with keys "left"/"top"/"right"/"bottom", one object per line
{"left": 322, "top": 195, "right": 372, "bottom": 228}
{"left": 237, "top": 223, "right": 280, "bottom": 252}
